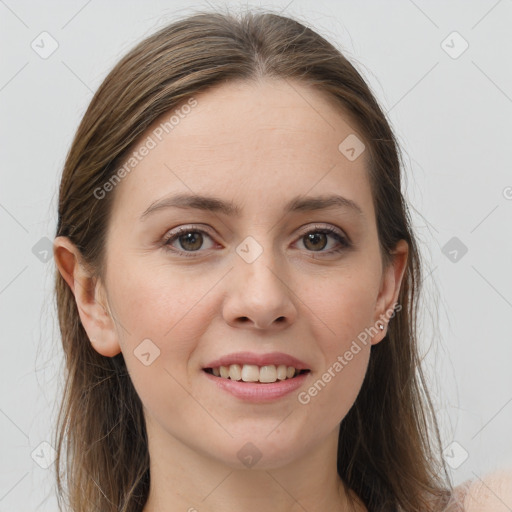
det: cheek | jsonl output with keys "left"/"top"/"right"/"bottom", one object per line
{"left": 307, "top": 267, "right": 380, "bottom": 349}
{"left": 104, "top": 261, "right": 220, "bottom": 418}
{"left": 107, "top": 255, "right": 212, "bottom": 331}
{"left": 293, "top": 270, "right": 378, "bottom": 416}
{"left": 300, "top": 348, "right": 370, "bottom": 422}
{"left": 105, "top": 257, "right": 222, "bottom": 378}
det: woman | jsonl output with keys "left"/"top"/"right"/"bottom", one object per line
{"left": 51, "top": 7, "right": 511, "bottom": 512}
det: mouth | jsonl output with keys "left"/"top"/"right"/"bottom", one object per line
{"left": 203, "top": 364, "right": 311, "bottom": 384}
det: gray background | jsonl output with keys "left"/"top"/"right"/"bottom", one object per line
{"left": 1, "top": 0, "right": 511, "bottom": 509}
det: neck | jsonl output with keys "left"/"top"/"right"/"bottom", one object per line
{"left": 141, "top": 418, "right": 364, "bottom": 512}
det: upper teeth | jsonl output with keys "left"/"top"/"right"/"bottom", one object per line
{"left": 211, "top": 364, "right": 299, "bottom": 383}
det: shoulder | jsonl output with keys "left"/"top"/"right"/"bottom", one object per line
{"left": 456, "top": 470, "right": 512, "bottom": 512}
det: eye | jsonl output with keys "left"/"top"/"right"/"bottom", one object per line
{"left": 162, "top": 224, "right": 351, "bottom": 258}
{"left": 162, "top": 226, "right": 216, "bottom": 256}
{"left": 295, "top": 225, "right": 351, "bottom": 255}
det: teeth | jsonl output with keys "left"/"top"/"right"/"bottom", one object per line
{"left": 259, "top": 365, "right": 277, "bottom": 383}
{"left": 276, "top": 364, "right": 288, "bottom": 380}
{"left": 241, "top": 364, "right": 260, "bottom": 382}
{"left": 229, "top": 364, "right": 242, "bottom": 381}
{"left": 210, "top": 364, "right": 304, "bottom": 383}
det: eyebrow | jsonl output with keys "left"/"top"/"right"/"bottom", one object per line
{"left": 140, "top": 193, "right": 365, "bottom": 220}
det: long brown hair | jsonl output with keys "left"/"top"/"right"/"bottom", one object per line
{"left": 53, "top": 7, "right": 453, "bottom": 511}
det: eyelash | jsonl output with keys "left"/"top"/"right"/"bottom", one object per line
{"left": 161, "top": 224, "right": 351, "bottom": 258}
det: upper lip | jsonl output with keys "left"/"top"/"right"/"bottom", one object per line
{"left": 204, "top": 352, "right": 310, "bottom": 370}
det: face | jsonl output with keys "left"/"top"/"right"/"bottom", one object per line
{"left": 86, "top": 78, "right": 406, "bottom": 469}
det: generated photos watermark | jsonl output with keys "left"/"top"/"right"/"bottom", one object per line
{"left": 297, "top": 303, "right": 402, "bottom": 405}
{"left": 93, "top": 97, "right": 198, "bottom": 200}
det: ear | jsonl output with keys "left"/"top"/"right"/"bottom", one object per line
{"left": 371, "top": 239, "right": 408, "bottom": 345}
{"left": 53, "top": 236, "right": 121, "bottom": 357}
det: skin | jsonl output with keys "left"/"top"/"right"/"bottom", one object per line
{"left": 54, "top": 77, "right": 409, "bottom": 512}
{"left": 462, "top": 471, "right": 512, "bottom": 512}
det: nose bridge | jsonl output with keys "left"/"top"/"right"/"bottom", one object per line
{"left": 237, "top": 236, "right": 285, "bottom": 299}
{"left": 223, "top": 233, "right": 297, "bottom": 329}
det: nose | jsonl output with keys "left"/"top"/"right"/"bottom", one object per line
{"left": 222, "top": 248, "right": 298, "bottom": 331}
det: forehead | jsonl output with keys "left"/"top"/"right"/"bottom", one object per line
{"left": 110, "top": 78, "right": 374, "bottom": 221}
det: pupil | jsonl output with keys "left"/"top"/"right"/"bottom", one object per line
{"left": 180, "top": 232, "right": 202, "bottom": 251}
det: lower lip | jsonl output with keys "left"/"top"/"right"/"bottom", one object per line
{"left": 202, "top": 370, "right": 310, "bottom": 402}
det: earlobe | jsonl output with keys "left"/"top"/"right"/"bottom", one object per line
{"left": 53, "top": 236, "right": 122, "bottom": 357}
{"left": 371, "top": 239, "right": 409, "bottom": 345}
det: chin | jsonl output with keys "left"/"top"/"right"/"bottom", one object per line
{"left": 203, "top": 430, "right": 321, "bottom": 471}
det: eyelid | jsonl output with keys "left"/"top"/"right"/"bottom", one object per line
{"left": 295, "top": 223, "right": 348, "bottom": 240}
{"left": 162, "top": 224, "right": 215, "bottom": 241}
